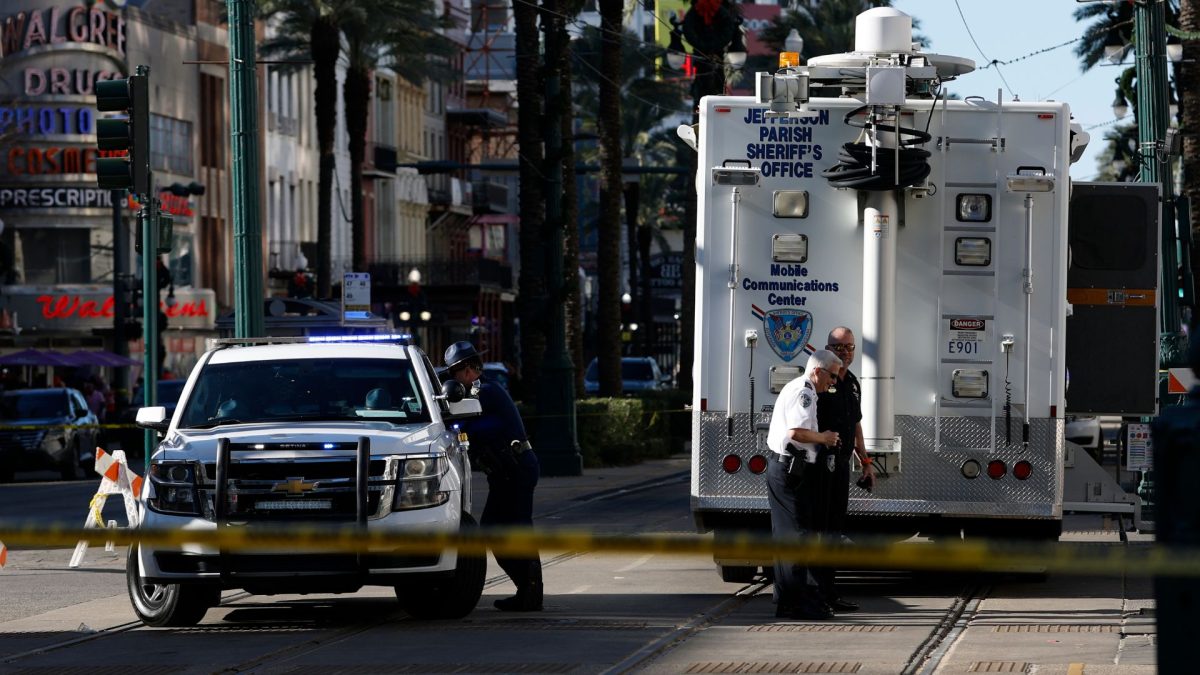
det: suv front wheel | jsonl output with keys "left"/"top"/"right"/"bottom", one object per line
{"left": 395, "top": 513, "right": 486, "bottom": 619}
{"left": 126, "top": 547, "right": 220, "bottom": 627}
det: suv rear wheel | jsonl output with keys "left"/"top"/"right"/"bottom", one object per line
{"left": 395, "top": 513, "right": 486, "bottom": 619}
{"left": 126, "top": 547, "right": 220, "bottom": 627}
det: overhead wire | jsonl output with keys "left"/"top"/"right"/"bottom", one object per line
{"left": 952, "top": 0, "right": 1015, "bottom": 98}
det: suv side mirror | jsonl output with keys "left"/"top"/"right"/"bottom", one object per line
{"left": 440, "top": 379, "right": 466, "bottom": 403}
{"left": 135, "top": 406, "right": 170, "bottom": 432}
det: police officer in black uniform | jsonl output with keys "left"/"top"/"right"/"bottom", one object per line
{"left": 815, "top": 326, "right": 876, "bottom": 612}
{"left": 445, "top": 341, "right": 543, "bottom": 611}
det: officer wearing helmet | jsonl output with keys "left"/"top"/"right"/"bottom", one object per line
{"left": 444, "top": 341, "right": 542, "bottom": 611}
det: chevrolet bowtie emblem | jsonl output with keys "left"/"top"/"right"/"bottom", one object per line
{"left": 272, "top": 477, "right": 317, "bottom": 495}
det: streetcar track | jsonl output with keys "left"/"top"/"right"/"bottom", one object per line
{"left": 905, "top": 583, "right": 987, "bottom": 675}
{"left": 600, "top": 580, "right": 770, "bottom": 675}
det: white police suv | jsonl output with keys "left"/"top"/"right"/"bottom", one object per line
{"left": 127, "top": 335, "right": 484, "bottom": 626}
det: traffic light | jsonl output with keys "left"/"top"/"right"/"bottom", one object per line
{"left": 95, "top": 69, "right": 150, "bottom": 195}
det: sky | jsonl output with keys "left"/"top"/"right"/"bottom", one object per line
{"left": 892, "top": 0, "right": 1127, "bottom": 180}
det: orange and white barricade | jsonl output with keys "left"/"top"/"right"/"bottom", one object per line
{"left": 0, "top": 541, "right": 7, "bottom": 570}
{"left": 68, "top": 447, "right": 144, "bottom": 568}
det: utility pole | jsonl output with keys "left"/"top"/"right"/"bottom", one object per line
{"left": 1135, "top": 0, "right": 1181, "bottom": 334}
{"left": 111, "top": 189, "right": 129, "bottom": 395}
{"left": 227, "top": 0, "right": 265, "bottom": 337}
{"left": 1138, "top": 3, "right": 1190, "bottom": 673}
{"left": 139, "top": 195, "right": 159, "bottom": 467}
{"left": 537, "top": 0, "right": 583, "bottom": 476}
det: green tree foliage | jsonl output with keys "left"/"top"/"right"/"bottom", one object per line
{"left": 258, "top": 0, "right": 350, "bottom": 297}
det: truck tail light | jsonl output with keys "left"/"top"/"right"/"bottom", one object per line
{"left": 1013, "top": 460, "right": 1033, "bottom": 480}
{"left": 722, "top": 454, "right": 742, "bottom": 473}
{"left": 986, "top": 460, "right": 1007, "bottom": 479}
{"left": 747, "top": 455, "right": 768, "bottom": 474}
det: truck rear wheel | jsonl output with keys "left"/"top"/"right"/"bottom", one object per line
{"left": 395, "top": 513, "right": 486, "bottom": 619}
{"left": 126, "top": 547, "right": 219, "bottom": 627}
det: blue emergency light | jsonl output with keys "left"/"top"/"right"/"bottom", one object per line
{"left": 307, "top": 333, "right": 414, "bottom": 343}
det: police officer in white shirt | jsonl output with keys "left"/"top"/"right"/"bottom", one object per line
{"left": 766, "top": 349, "right": 843, "bottom": 620}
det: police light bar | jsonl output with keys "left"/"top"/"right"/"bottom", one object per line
{"left": 308, "top": 333, "right": 414, "bottom": 343}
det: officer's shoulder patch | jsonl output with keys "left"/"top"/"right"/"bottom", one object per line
{"left": 800, "top": 392, "right": 813, "bottom": 409}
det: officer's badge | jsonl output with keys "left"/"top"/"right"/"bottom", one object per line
{"left": 826, "top": 453, "right": 836, "bottom": 472}
{"left": 760, "top": 308, "right": 813, "bottom": 362}
{"left": 800, "top": 392, "right": 812, "bottom": 409}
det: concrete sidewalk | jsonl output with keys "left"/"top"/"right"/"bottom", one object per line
{"left": 468, "top": 453, "right": 691, "bottom": 517}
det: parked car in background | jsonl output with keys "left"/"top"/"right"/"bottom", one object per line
{"left": 131, "top": 379, "right": 188, "bottom": 419}
{"left": 583, "top": 357, "right": 669, "bottom": 395}
{"left": 0, "top": 388, "right": 98, "bottom": 481}
{"left": 112, "top": 380, "right": 189, "bottom": 461}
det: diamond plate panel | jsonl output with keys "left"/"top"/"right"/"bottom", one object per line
{"left": 695, "top": 412, "right": 772, "bottom": 508}
{"left": 694, "top": 412, "right": 1063, "bottom": 519}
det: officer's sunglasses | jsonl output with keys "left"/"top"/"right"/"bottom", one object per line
{"left": 827, "top": 344, "right": 855, "bottom": 353}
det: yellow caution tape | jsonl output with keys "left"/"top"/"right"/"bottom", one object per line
{"left": 88, "top": 495, "right": 107, "bottom": 529}
{"left": 0, "top": 521, "right": 1196, "bottom": 577}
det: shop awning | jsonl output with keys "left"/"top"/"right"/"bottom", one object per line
{"left": 0, "top": 349, "right": 78, "bottom": 367}
{"left": 65, "top": 350, "right": 141, "bottom": 367}
{"left": 0, "top": 349, "right": 140, "bottom": 368}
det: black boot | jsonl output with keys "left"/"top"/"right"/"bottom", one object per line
{"left": 494, "top": 562, "right": 543, "bottom": 611}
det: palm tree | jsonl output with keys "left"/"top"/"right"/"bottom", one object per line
{"left": 1072, "top": 3, "right": 1181, "bottom": 166}
{"left": 340, "top": 0, "right": 453, "bottom": 273}
{"left": 259, "top": 0, "right": 349, "bottom": 298}
{"left": 595, "top": 0, "right": 625, "bottom": 396}
{"left": 1177, "top": 0, "right": 1199, "bottom": 295}
{"left": 572, "top": 25, "right": 687, "bottom": 362}
{"left": 548, "top": 0, "right": 587, "bottom": 393}
{"left": 1072, "top": 0, "right": 1139, "bottom": 71}
{"left": 514, "top": 0, "right": 546, "bottom": 401}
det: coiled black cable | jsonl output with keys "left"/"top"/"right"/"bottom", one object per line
{"left": 821, "top": 106, "right": 933, "bottom": 191}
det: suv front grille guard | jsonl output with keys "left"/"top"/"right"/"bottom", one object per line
{"left": 213, "top": 437, "right": 373, "bottom": 526}
{"left": 211, "top": 436, "right": 373, "bottom": 582}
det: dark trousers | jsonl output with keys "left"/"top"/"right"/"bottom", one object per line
{"left": 811, "top": 448, "right": 851, "bottom": 600}
{"left": 767, "top": 456, "right": 824, "bottom": 607}
{"left": 481, "top": 449, "right": 541, "bottom": 587}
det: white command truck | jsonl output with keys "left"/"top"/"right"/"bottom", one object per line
{"left": 688, "top": 7, "right": 1159, "bottom": 582}
{"left": 128, "top": 335, "right": 486, "bottom": 626}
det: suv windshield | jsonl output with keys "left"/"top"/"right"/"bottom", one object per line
{"left": 178, "top": 358, "right": 430, "bottom": 428}
{"left": 1, "top": 390, "right": 70, "bottom": 420}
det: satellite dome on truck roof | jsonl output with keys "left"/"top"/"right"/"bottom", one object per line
{"left": 855, "top": 7, "right": 912, "bottom": 54}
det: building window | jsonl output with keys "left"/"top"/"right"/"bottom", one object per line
{"left": 169, "top": 232, "right": 195, "bottom": 287}
{"left": 16, "top": 228, "right": 91, "bottom": 284}
{"left": 200, "top": 74, "right": 225, "bottom": 169}
{"left": 151, "top": 114, "right": 193, "bottom": 175}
